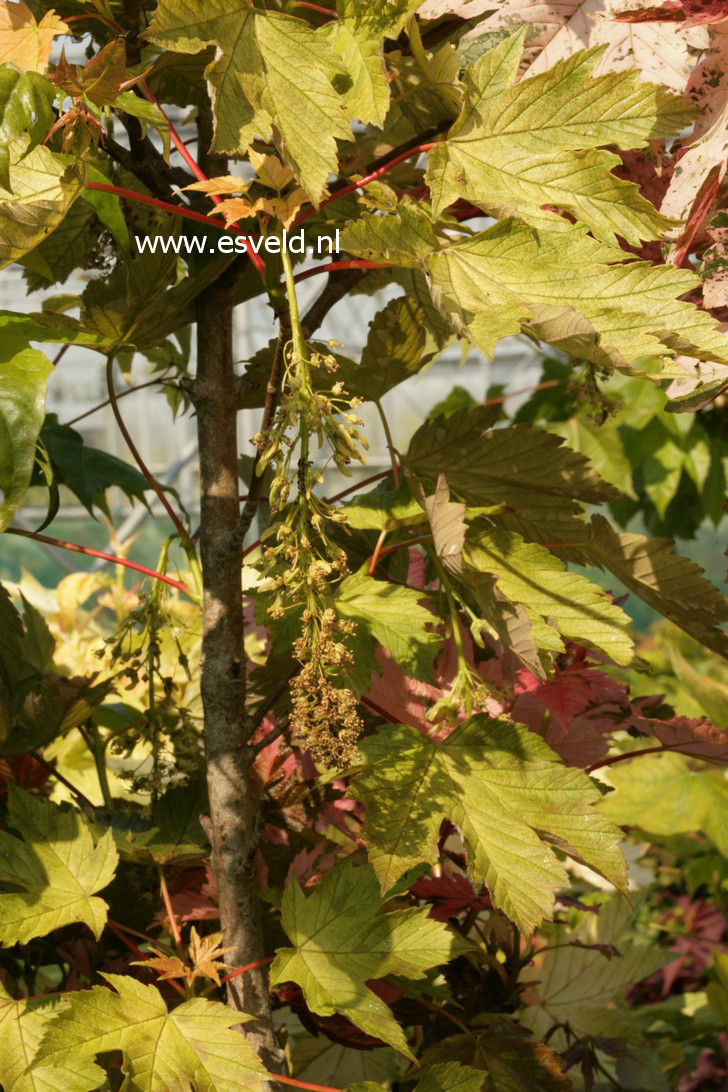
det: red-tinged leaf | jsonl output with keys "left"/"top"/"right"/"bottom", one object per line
{"left": 153, "top": 864, "right": 219, "bottom": 925}
{"left": 637, "top": 714, "right": 728, "bottom": 763}
{"left": 621, "top": 0, "right": 728, "bottom": 24}
{"left": 616, "top": 150, "right": 673, "bottom": 212}
{"left": 613, "top": 3, "right": 686, "bottom": 21}
{"left": 681, "top": 0, "right": 728, "bottom": 26}
{"left": 511, "top": 651, "right": 636, "bottom": 766}
{"left": 365, "top": 638, "right": 505, "bottom": 735}
{"left": 541, "top": 708, "right": 623, "bottom": 767}
{"left": 411, "top": 870, "right": 492, "bottom": 921}
{"left": 515, "top": 667, "right": 596, "bottom": 729}
{"left": 251, "top": 717, "right": 290, "bottom": 788}
{"left": 286, "top": 845, "right": 339, "bottom": 888}
{"left": 365, "top": 646, "right": 448, "bottom": 732}
{"left": 407, "top": 546, "right": 427, "bottom": 590}
{"left": 671, "top": 162, "right": 724, "bottom": 266}
{"left": 0, "top": 754, "right": 53, "bottom": 797}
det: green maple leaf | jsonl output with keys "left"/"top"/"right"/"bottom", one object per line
{"left": 463, "top": 528, "right": 634, "bottom": 665}
{"left": 0, "top": 983, "right": 104, "bottom": 1092}
{"left": 0, "top": 65, "right": 55, "bottom": 190}
{"left": 353, "top": 296, "right": 432, "bottom": 400}
{"left": 37, "top": 416, "right": 153, "bottom": 519}
{"left": 337, "top": 0, "right": 422, "bottom": 38}
{"left": 33, "top": 975, "right": 268, "bottom": 1091}
{"left": 105, "top": 784, "right": 209, "bottom": 866}
{"left": 147, "top": 3, "right": 352, "bottom": 202}
{"left": 335, "top": 573, "right": 440, "bottom": 681}
{"left": 412, "top": 1062, "right": 484, "bottom": 1091}
{"left": 599, "top": 752, "right": 728, "bottom": 856}
{"left": 343, "top": 210, "right": 728, "bottom": 372}
{"left": 427, "top": 31, "right": 692, "bottom": 245}
{"left": 340, "top": 481, "right": 424, "bottom": 532}
{"left": 419, "top": 1018, "right": 573, "bottom": 1091}
{"left": 350, "top": 718, "right": 627, "bottom": 936}
{"left": 324, "top": 1, "right": 422, "bottom": 130}
{"left": 0, "top": 138, "right": 83, "bottom": 269}
{"left": 270, "top": 859, "right": 463, "bottom": 1057}
{"left": 407, "top": 404, "right": 617, "bottom": 513}
{"left": 521, "top": 897, "right": 670, "bottom": 1045}
{"left": 0, "top": 335, "right": 52, "bottom": 531}
{"left": 0, "top": 786, "right": 118, "bottom": 945}
{"left": 427, "top": 219, "right": 728, "bottom": 370}
{"left": 584, "top": 515, "right": 728, "bottom": 658}
{"left": 341, "top": 202, "right": 438, "bottom": 266}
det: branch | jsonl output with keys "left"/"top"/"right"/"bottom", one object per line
{"left": 159, "top": 870, "right": 184, "bottom": 954}
{"left": 291, "top": 2, "right": 338, "bottom": 17}
{"left": 30, "top": 751, "right": 96, "bottom": 811}
{"left": 65, "top": 376, "right": 168, "bottom": 427}
{"left": 585, "top": 742, "right": 708, "bottom": 774}
{"left": 103, "top": 134, "right": 196, "bottom": 201}
{"left": 105, "top": 355, "right": 189, "bottom": 542}
{"left": 201, "top": 956, "right": 275, "bottom": 997}
{"left": 278, "top": 1078, "right": 344, "bottom": 1092}
{"left": 251, "top": 710, "right": 291, "bottom": 756}
{"left": 366, "top": 534, "right": 433, "bottom": 572}
{"left": 65, "top": 13, "right": 123, "bottom": 32}
{"left": 300, "top": 269, "right": 367, "bottom": 338}
{"left": 325, "top": 469, "right": 391, "bottom": 504}
{"left": 6, "top": 528, "right": 195, "bottom": 598}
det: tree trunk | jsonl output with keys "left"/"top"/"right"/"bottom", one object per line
{"left": 195, "top": 270, "right": 280, "bottom": 1077}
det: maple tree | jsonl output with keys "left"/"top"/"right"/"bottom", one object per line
{"left": 0, "top": 0, "right": 727, "bottom": 1089}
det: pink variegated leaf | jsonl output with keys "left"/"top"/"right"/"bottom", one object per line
{"left": 522, "top": 0, "right": 700, "bottom": 91}
{"left": 661, "top": 27, "right": 728, "bottom": 224}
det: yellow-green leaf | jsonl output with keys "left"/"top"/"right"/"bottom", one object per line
{"left": 0, "top": 786, "right": 118, "bottom": 945}
{"left": 427, "top": 32, "right": 691, "bottom": 245}
{"left": 463, "top": 528, "right": 634, "bottom": 665}
{"left": 350, "top": 717, "right": 627, "bottom": 936}
{"left": 599, "top": 751, "right": 728, "bottom": 855}
{"left": 147, "top": 3, "right": 352, "bottom": 202}
{"left": 34, "top": 975, "right": 268, "bottom": 1091}
{"left": 335, "top": 573, "right": 439, "bottom": 680}
{"left": 427, "top": 219, "right": 728, "bottom": 370}
{"left": 521, "top": 896, "right": 670, "bottom": 1044}
{"left": 0, "top": 65, "right": 55, "bottom": 191}
{"left": 0, "top": 338, "right": 52, "bottom": 531}
{"left": 0, "top": 983, "right": 105, "bottom": 1092}
{"left": 270, "top": 859, "right": 463, "bottom": 1057}
{"left": 0, "top": 138, "right": 83, "bottom": 270}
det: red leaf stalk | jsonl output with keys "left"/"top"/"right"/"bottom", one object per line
{"left": 6, "top": 528, "right": 194, "bottom": 598}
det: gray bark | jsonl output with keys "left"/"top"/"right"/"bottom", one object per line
{"left": 195, "top": 267, "right": 281, "bottom": 1078}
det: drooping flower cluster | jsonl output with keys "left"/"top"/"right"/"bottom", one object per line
{"left": 252, "top": 334, "right": 368, "bottom": 765}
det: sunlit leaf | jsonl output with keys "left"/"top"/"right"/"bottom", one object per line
{"left": 270, "top": 859, "right": 464, "bottom": 1056}
{"left": 351, "top": 717, "right": 627, "bottom": 936}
